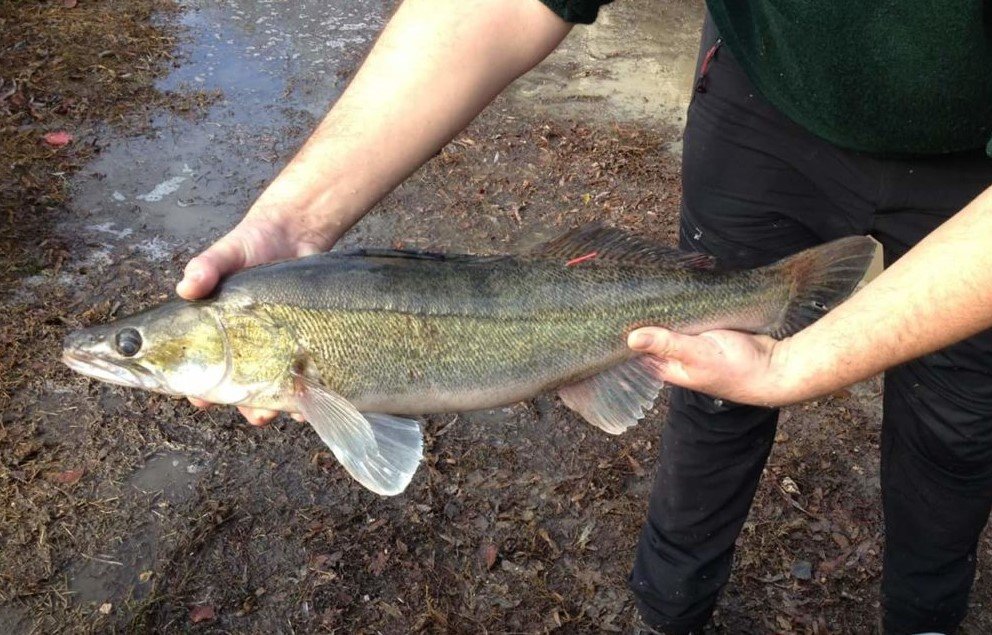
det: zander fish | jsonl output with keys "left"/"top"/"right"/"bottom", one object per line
{"left": 62, "top": 226, "right": 875, "bottom": 495}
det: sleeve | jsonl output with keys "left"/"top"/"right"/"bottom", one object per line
{"left": 537, "top": 0, "right": 614, "bottom": 24}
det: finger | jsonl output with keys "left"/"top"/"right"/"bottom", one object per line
{"left": 238, "top": 406, "right": 280, "bottom": 427}
{"left": 187, "top": 397, "right": 214, "bottom": 409}
{"left": 627, "top": 327, "right": 720, "bottom": 389}
{"left": 176, "top": 234, "right": 248, "bottom": 300}
{"left": 290, "top": 413, "right": 306, "bottom": 423}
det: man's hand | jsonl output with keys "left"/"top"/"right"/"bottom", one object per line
{"left": 627, "top": 327, "right": 792, "bottom": 407}
{"left": 176, "top": 215, "right": 333, "bottom": 301}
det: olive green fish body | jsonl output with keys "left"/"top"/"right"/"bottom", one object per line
{"left": 218, "top": 252, "right": 790, "bottom": 414}
{"left": 63, "top": 226, "right": 875, "bottom": 495}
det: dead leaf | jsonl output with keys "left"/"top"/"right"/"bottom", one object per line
{"left": 831, "top": 532, "right": 851, "bottom": 549}
{"left": 369, "top": 550, "right": 388, "bottom": 576}
{"left": 98, "top": 602, "right": 112, "bottom": 615}
{"left": 62, "top": 0, "right": 78, "bottom": 7}
{"left": 51, "top": 468, "right": 84, "bottom": 484}
{"left": 776, "top": 614, "right": 792, "bottom": 631}
{"left": 483, "top": 543, "right": 498, "bottom": 570}
{"left": 43, "top": 131, "right": 73, "bottom": 148}
{"left": 780, "top": 476, "right": 801, "bottom": 496}
{"left": 625, "top": 454, "right": 645, "bottom": 477}
{"left": 537, "top": 529, "right": 560, "bottom": 556}
{"left": 138, "top": 570, "right": 153, "bottom": 583}
{"left": 190, "top": 605, "right": 216, "bottom": 623}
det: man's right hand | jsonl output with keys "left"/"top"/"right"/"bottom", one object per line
{"left": 176, "top": 216, "right": 331, "bottom": 302}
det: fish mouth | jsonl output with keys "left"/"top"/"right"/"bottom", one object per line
{"left": 61, "top": 349, "right": 161, "bottom": 391}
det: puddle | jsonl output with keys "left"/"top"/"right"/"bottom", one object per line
{"left": 128, "top": 451, "right": 204, "bottom": 500}
{"left": 69, "top": 0, "right": 386, "bottom": 243}
{"left": 68, "top": 452, "right": 206, "bottom": 606}
{"left": 510, "top": 0, "right": 704, "bottom": 129}
{"left": 68, "top": 0, "right": 703, "bottom": 251}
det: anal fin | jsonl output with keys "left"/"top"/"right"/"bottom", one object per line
{"left": 557, "top": 356, "right": 666, "bottom": 435}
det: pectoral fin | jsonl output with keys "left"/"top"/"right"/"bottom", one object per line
{"left": 295, "top": 376, "right": 423, "bottom": 496}
{"left": 558, "top": 356, "right": 667, "bottom": 435}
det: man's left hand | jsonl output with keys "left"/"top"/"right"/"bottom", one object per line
{"left": 627, "top": 327, "right": 793, "bottom": 407}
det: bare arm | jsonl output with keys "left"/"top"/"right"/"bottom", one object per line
{"left": 176, "top": 0, "right": 571, "bottom": 300}
{"left": 177, "top": 0, "right": 571, "bottom": 423}
{"left": 629, "top": 184, "right": 992, "bottom": 407}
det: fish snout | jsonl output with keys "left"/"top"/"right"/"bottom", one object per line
{"left": 62, "top": 328, "right": 106, "bottom": 355}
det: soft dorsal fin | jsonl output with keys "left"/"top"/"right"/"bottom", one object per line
{"left": 532, "top": 224, "right": 715, "bottom": 269}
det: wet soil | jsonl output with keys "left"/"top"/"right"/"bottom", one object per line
{"left": 2, "top": 1, "right": 991, "bottom": 633}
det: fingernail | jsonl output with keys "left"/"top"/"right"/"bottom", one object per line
{"left": 628, "top": 330, "right": 654, "bottom": 350}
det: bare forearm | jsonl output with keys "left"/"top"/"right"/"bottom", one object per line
{"left": 775, "top": 185, "right": 992, "bottom": 402}
{"left": 625, "top": 185, "right": 992, "bottom": 408}
{"left": 252, "top": 0, "right": 571, "bottom": 243}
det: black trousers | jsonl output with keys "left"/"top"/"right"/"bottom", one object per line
{"left": 629, "top": 16, "right": 992, "bottom": 635}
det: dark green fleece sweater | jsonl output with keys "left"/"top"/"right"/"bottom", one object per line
{"left": 539, "top": 0, "right": 992, "bottom": 157}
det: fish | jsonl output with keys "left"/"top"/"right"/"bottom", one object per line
{"left": 62, "top": 225, "right": 875, "bottom": 496}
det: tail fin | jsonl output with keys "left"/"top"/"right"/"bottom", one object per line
{"left": 763, "top": 236, "right": 877, "bottom": 339}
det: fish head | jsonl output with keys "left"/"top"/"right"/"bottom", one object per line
{"left": 62, "top": 301, "right": 229, "bottom": 398}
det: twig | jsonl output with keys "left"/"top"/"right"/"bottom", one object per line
{"left": 434, "top": 415, "right": 459, "bottom": 437}
{"left": 80, "top": 553, "right": 124, "bottom": 566}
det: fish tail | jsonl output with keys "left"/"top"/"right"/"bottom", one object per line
{"left": 763, "top": 236, "right": 877, "bottom": 339}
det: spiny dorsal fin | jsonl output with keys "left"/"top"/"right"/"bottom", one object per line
{"left": 533, "top": 224, "right": 715, "bottom": 269}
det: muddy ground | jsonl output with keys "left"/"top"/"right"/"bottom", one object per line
{"left": 2, "top": 1, "right": 991, "bottom": 633}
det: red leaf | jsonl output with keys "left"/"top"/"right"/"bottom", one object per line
{"left": 190, "top": 605, "right": 216, "bottom": 623}
{"left": 369, "top": 550, "right": 388, "bottom": 576}
{"left": 52, "top": 468, "right": 84, "bottom": 484}
{"left": 482, "top": 543, "right": 498, "bottom": 570}
{"left": 43, "top": 131, "right": 73, "bottom": 147}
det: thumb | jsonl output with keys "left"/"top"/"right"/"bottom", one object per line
{"left": 628, "top": 326, "right": 716, "bottom": 368}
{"left": 176, "top": 234, "right": 248, "bottom": 300}
{"left": 627, "top": 327, "right": 685, "bottom": 358}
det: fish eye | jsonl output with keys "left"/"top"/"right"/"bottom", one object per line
{"left": 115, "top": 328, "right": 142, "bottom": 357}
